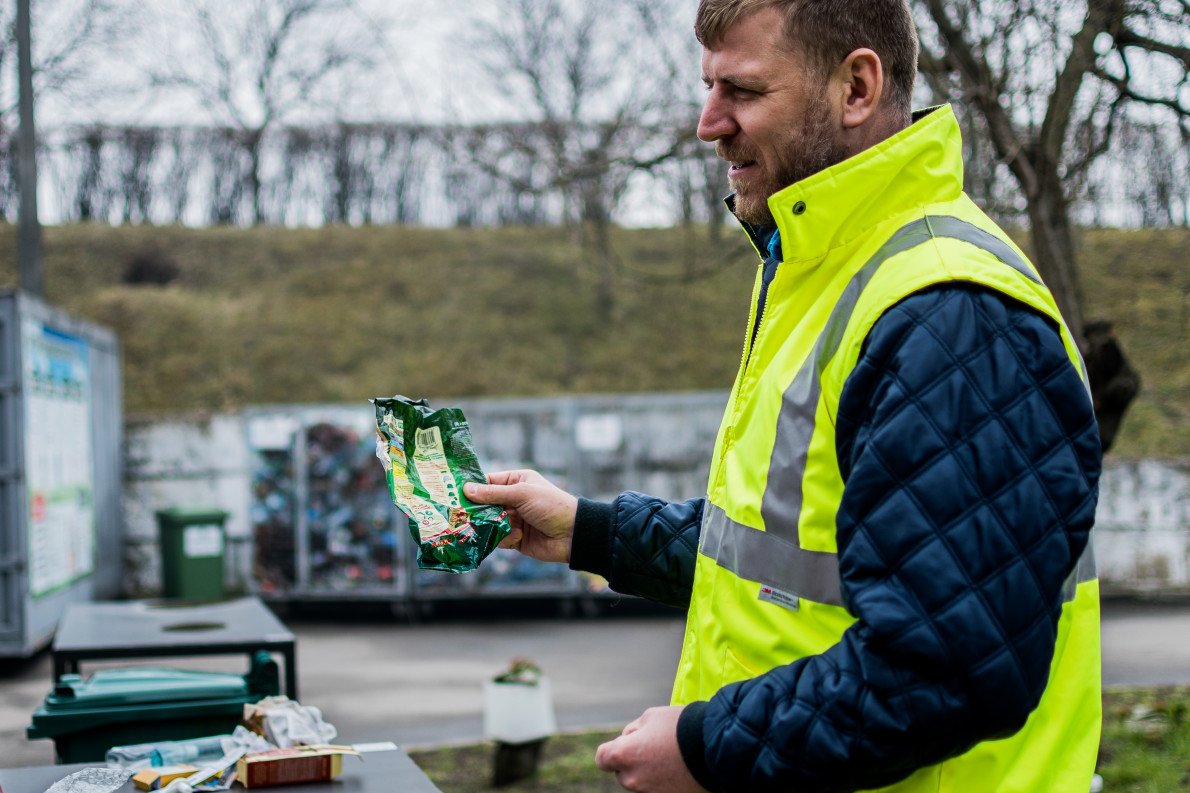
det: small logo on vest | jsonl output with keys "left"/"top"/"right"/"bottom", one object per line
{"left": 758, "top": 584, "right": 799, "bottom": 611}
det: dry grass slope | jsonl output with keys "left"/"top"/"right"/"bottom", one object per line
{"left": 0, "top": 222, "right": 1184, "bottom": 459}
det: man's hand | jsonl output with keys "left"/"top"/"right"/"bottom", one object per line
{"left": 595, "top": 706, "right": 709, "bottom": 793}
{"left": 463, "top": 470, "right": 577, "bottom": 563}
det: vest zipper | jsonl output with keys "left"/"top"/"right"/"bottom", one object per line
{"left": 720, "top": 220, "right": 777, "bottom": 458}
{"left": 744, "top": 254, "right": 781, "bottom": 371}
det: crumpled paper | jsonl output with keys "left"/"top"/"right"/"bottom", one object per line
{"left": 222, "top": 725, "right": 274, "bottom": 755}
{"left": 43, "top": 767, "right": 129, "bottom": 793}
{"left": 243, "top": 696, "right": 337, "bottom": 748}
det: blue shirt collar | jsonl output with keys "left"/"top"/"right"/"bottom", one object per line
{"left": 764, "top": 227, "right": 782, "bottom": 262}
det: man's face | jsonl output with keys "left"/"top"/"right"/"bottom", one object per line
{"left": 698, "top": 7, "right": 848, "bottom": 227}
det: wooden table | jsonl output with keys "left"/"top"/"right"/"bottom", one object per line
{"left": 52, "top": 598, "right": 299, "bottom": 699}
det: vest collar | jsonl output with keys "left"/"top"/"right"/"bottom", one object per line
{"left": 732, "top": 104, "right": 965, "bottom": 268}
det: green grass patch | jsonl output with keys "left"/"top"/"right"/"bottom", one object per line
{"left": 0, "top": 223, "right": 1185, "bottom": 457}
{"left": 407, "top": 687, "right": 1190, "bottom": 792}
{"left": 408, "top": 730, "right": 622, "bottom": 793}
{"left": 1077, "top": 228, "right": 1190, "bottom": 459}
{"left": 1099, "top": 686, "right": 1190, "bottom": 792}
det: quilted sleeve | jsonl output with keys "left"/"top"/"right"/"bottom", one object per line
{"left": 682, "top": 284, "right": 1101, "bottom": 793}
{"left": 569, "top": 492, "right": 702, "bottom": 609}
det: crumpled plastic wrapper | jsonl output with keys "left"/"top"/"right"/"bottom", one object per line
{"left": 43, "top": 768, "right": 129, "bottom": 793}
{"left": 371, "top": 396, "right": 510, "bottom": 572}
{"left": 243, "top": 696, "right": 337, "bottom": 749}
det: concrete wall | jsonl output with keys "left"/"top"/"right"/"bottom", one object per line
{"left": 122, "top": 395, "right": 1190, "bottom": 598}
{"left": 124, "top": 414, "right": 254, "bottom": 597}
{"left": 1096, "top": 459, "right": 1190, "bottom": 595}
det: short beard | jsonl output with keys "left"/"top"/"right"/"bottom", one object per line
{"left": 724, "top": 95, "right": 849, "bottom": 227}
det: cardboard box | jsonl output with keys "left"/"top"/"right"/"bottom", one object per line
{"left": 236, "top": 746, "right": 360, "bottom": 788}
{"left": 131, "top": 765, "right": 199, "bottom": 791}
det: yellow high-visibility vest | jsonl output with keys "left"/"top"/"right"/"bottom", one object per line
{"left": 672, "top": 105, "right": 1100, "bottom": 793}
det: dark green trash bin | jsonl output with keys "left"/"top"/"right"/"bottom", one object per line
{"left": 157, "top": 507, "right": 229, "bottom": 600}
{"left": 26, "top": 652, "right": 279, "bottom": 763}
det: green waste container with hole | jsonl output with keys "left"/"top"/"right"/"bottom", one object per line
{"left": 157, "top": 508, "right": 229, "bottom": 601}
{"left": 26, "top": 651, "right": 279, "bottom": 762}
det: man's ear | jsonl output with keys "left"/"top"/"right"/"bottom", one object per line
{"left": 835, "top": 48, "right": 883, "bottom": 130}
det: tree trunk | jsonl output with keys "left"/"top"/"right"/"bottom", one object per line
{"left": 1027, "top": 172, "right": 1139, "bottom": 453}
{"left": 1026, "top": 177, "right": 1083, "bottom": 334}
{"left": 245, "top": 130, "right": 264, "bottom": 226}
{"left": 586, "top": 215, "right": 616, "bottom": 321}
{"left": 575, "top": 179, "right": 617, "bottom": 320}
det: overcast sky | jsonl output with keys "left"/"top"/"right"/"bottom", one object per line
{"left": 42, "top": 0, "right": 473, "bottom": 126}
{"left": 31, "top": 0, "right": 702, "bottom": 129}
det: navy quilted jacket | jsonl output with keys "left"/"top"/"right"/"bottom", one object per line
{"left": 569, "top": 283, "right": 1101, "bottom": 793}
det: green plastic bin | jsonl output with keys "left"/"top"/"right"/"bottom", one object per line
{"left": 157, "top": 508, "right": 229, "bottom": 601}
{"left": 27, "top": 651, "right": 279, "bottom": 763}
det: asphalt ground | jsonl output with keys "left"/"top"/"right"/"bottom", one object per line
{"left": 2, "top": 598, "right": 1189, "bottom": 769}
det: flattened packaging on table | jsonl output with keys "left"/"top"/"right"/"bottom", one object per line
{"left": 372, "top": 395, "right": 510, "bottom": 572}
{"left": 237, "top": 745, "right": 361, "bottom": 788}
{"left": 131, "top": 765, "right": 199, "bottom": 791}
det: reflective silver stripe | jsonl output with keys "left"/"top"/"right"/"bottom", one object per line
{"left": 703, "top": 502, "right": 1096, "bottom": 608}
{"left": 923, "top": 216, "right": 1040, "bottom": 285}
{"left": 758, "top": 224, "right": 940, "bottom": 544}
{"left": 762, "top": 217, "right": 976, "bottom": 542}
{"left": 757, "top": 361, "right": 816, "bottom": 544}
{"left": 700, "top": 503, "right": 844, "bottom": 606}
{"left": 1061, "top": 542, "right": 1098, "bottom": 603}
{"left": 735, "top": 215, "right": 1082, "bottom": 604}
{"left": 922, "top": 219, "right": 1092, "bottom": 396}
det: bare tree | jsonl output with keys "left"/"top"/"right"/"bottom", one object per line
{"left": 0, "top": 0, "right": 132, "bottom": 231}
{"left": 148, "top": 0, "right": 378, "bottom": 225}
{"left": 0, "top": 0, "right": 130, "bottom": 120}
{"left": 465, "top": 0, "right": 697, "bottom": 314}
{"left": 630, "top": 0, "right": 731, "bottom": 242}
{"left": 1114, "top": 119, "right": 1189, "bottom": 226}
{"left": 915, "top": 0, "right": 1188, "bottom": 450}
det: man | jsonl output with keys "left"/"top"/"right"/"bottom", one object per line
{"left": 465, "top": 1, "right": 1102, "bottom": 791}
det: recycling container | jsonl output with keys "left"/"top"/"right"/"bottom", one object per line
{"left": 0, "top": 291, "right": 123, "bottom": 659}
{"left": 157, "top": 508, "right": 229, "bottom": 601}
{"left": 27, "top": 651, "right": 279, "bottom": 762}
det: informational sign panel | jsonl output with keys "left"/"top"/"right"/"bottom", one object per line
{"left": 22, "top": 319, "right": 95, "bottom": 597}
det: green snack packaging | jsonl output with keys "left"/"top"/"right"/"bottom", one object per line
{"left": 371, "top": 395, "right": 510, "bottom": 572}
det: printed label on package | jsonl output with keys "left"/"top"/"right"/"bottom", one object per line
{"left": 372, "top": 396, "right": 510, "bottom": 572}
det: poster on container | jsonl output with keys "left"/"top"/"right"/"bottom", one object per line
{"left": 21, "top": 319, "right": 95, "bottom": 598}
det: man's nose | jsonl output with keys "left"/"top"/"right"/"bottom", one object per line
{"left": 697, "top": 89, "right": 737, "bottom": 143}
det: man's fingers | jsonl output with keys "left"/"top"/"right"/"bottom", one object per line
{"left": 464, "top": 481, "right": 519, "bottom": 505}
{"left": 621, "top": 717, "right": 642, "bottom": 736}
{"left": 484, "top": 469, "right": 537, "bottom": 486}
{"left": 498, "top": 528, "right": 523, "bottom": 549}
{"left": 594, "top": 738, "right": 623, "bottom": 773}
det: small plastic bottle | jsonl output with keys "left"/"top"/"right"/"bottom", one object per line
{"left": 105, "top": 741, "right": 159, "bottom": 767}
{"left": 149, "top": 735, "right": 230, "bottom": 766}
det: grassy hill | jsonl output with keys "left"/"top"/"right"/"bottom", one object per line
{"left": 0, "top": 222, "right": 1185, "bottom": 459}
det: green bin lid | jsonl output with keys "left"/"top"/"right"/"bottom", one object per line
{"left": 27, "top": 668, "right": 253, "bottom": 740}
{"left": 27, "top": 695, "right": 249, "bottom": 740}
{"left": 156, "top": 507, "right": 229, "bottom": 523}
{"left": 45, "top": 667, "right": 248, "bottom": 710}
